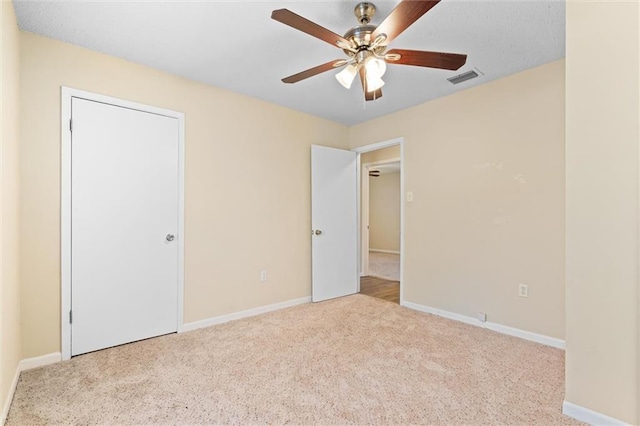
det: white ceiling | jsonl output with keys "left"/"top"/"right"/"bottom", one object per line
{"left": 13, "top": 0, "right": 565, "bottom": 126}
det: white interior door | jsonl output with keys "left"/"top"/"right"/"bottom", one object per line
{"left": 71, "top": 97, "right": 179, "bottom": 356}
{"left": 311, "top": 145, "right": 358, "bottom": 302}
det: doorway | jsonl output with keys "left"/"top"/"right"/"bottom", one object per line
{"left": 353, "top": 138, "right": 404, "bottom": 305}
{"left": 61, "top": 88, "right": 185, "bottom": 360}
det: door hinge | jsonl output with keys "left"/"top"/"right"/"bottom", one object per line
{"left": 69, "top": 310, "right": 73, "bottom": 324}
{"left": 69, "top": 119, "right": 73, "bottom": 132}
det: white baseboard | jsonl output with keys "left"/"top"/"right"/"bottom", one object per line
{"left": 18, "top": 352, "right": 62, "bottom": 371}
{"left": 182, "top": 296, "right": 311, "bottom": 333}
{"left": 401, "top": 301, "right": 565, "bottom": 349}
{"left": 369, "top": 249, "right": 400, "bottom": 255}
{"left": 562, "top": 401, "right": 629, "bottom": 425}
{"left": 1, "top": 365, "right": 20, "bottom": 425}
{"left": 484, "top": 321, "right": 565, "bottom": 349}
{"left": 2, "top": 352, "right": 61, "bottom": 425}
{"left": 402, "top": 300, "right": 477, "bottom": 325}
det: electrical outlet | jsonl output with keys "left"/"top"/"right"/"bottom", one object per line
{"left": 477, "top": 312, "right": 487, "bottom": 322}
{"left": 260, "top": 270, "right": 268, "bottom": 282}
{"left": 518, "top": 283, "right": 528, "bottom": 298}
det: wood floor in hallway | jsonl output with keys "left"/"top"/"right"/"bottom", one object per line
{"left": 359, "top": 276, "right": 400, "bottom": 304}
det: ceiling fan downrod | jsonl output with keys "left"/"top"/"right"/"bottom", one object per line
{"left": 354, "top": 2, "right": 376, "bottom": 25}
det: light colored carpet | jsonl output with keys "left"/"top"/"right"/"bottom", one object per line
{"left": 7, "top": 295, "right": 580, "bottom": 425}
{"left": 369, "top": 251, "right": 400, "bottom": 281}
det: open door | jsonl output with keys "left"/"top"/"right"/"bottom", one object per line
{"left": 311, "top": 145, "right": 358, "bottom": 302}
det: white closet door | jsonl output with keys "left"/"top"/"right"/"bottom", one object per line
{"left": 71, "top": 97, "right": 179, "bottom": 356}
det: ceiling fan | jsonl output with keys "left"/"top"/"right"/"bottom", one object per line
{"left": 271, "top": 0, "right": 467, "bottom": 101}
{"left": 369, "top": 169, "right": 381, "bottom": 177}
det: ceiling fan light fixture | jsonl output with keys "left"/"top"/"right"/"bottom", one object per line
{"left": 366, "top": 74, "right": 385, "bottom": 91}
{"left": 336, "top": 64, "right": 358, "bottom": 89}
{"left": 364, "top": 56, "right": 387, "bottom": 79}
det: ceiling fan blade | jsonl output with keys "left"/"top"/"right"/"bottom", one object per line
{"left": 366, "top": 87, "right": 383, "bottom": 101}
{"left": 371, "top": 0, "right": 440, "bottom": 45}
{"left": 386, "top": 49, "right": 467, "bottom": 70}
{"left": 282, "top": 60, "right": 347, "bottom": 84}
{"left": 272, "top": 9, "right": 352, "bottom": 50}
{"left": 358, "top": 68, "right": 383, "bottom": 101}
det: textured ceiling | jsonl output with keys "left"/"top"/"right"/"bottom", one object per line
{"left": 13, "top": 0, "right": 565, "bottom": 126}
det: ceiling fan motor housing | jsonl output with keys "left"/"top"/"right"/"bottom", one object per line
{"left": 343, "top": 3, "right": 387, "bottom": 57}
{"left": 343, "top": 25, "right": 376, "bottom": 52}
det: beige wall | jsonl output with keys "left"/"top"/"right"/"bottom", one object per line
{"left": 350, "top": 60, "right": 566, "bottom": 339}
{"left": 565, "top": 2, "right": 639, "bottom": 423}
{"left": 369, "top": 172, "right": 400, "bottom": 252}
{"left": 1, "top": 0, "right": 22, "bottom": 413}
{"left": 12, "top": 10, "right": 640, "bottom": 423}
{"left": 361, "top": 145, "right": 400, "bottom": 164}
{"left": 19, "top": 32, "right": 349, "bottom": 358}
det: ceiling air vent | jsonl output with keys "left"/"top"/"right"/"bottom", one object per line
{"left": 448, "top": 70, "right": 479, "bottom": 85}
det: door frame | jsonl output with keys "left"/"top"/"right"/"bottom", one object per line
{"left": 60, "top": 87, "right": 185, "bottom": 360}
{"left": 352, "top": 137, "right": 405, "bottom": 303}
{"left": 361, "top": 158, "right": 401, "bottom": 277}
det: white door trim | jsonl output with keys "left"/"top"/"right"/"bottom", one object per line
{"left": 360, "top": 163, "right": 369, "bottom": 279}
{"left": 352, "top": 138, "right": 405, "bottom": 303}
{"left": 60, "top": 87, "right": 185, "bottom": 361}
